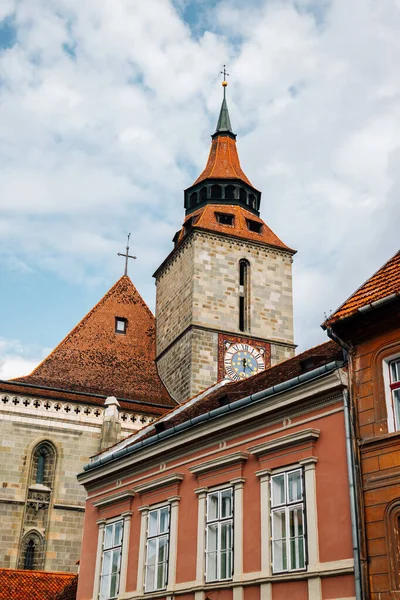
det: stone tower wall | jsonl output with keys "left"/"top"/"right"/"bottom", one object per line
{"left": 155, "top": 230, "right": 295, "bottom": 403}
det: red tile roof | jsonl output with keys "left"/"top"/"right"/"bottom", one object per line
{"left": 178, "top": 204, "right": 294, "bottom": 252}
{"left": 53, "top": 574, "right": 78, "bottom": 600}
{"left": 324, "top": 250, "right": 400, "bottom": 326}
{"left": 13, "top": 276, "right": 174, "bottom": 407}
{"left": 193, "top": 134, "right": 253, "bottom": 187}
{"left": 0, "top": 569, "right": 75, "bottom": 600}
{"left": 123, "top": 341, "right": 342, "bottom": 448}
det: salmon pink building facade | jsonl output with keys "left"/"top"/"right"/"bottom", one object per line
{"left": 76, "top": 342, "right": 356, "bottom": 600}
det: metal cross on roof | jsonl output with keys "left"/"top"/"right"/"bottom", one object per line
{"left": 117, "top": 233, "right": 137, "bottom": 276}
{"left": 220, "top": 64, "right": 229, "bottom": 81}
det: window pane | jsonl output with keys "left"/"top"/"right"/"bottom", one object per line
{"left": 207, "top": 523, "right": 218, "bottom": 551}
{"left": 111, "top": 548, "right": 120, "bottom": 574}
{"left": 391, "top": 360, "right": 400, "bottom": 383}
{"left": 272, "top": 510, "right": 286, "bottom": 540}
{"left": 221, "top": 489, "right": 233, "bottom": 518}
{"left": 394, "top": 390, "right": 400, "bottom": 429}
{"left": 271, "top": 475, "right": 285, "bottom": 506}
{"left": 145, "top": 564, "right": 155, "bottom": 592}
{"left": 206, "top": 552, "right": 217, "bottom": 581}
{"left": 156, "top": 560, "right": 166, "bottom": 589}
{"left": 289, "top": 506, "right": 304, "bottom": 538}
{"left": 273, "top": 540, "right": 287, "bottom": 572}
{"left": 158, "top": 536, "right": 168, "bottom": 562}
{"left": 221, "top": 522, "right": 232, "bottom": 551}
{"left": 104, "top": 526, "right": 113, "bottom": 550}
{"left": 288, "top": 471, "right": 302, "bottom": 503}
{"left": 159, "top": 507, "right": 169, "bottom": 534}
{"left": 220, "top": 550, "right": 232, "bottom": 579}
{"left": 102, "top": 550, "right": 112, "bottom": 576}
{"left": 148, "top": 511, "right": 158, "bottom": 537}
{"left": 147, "top": 539, "right": 157, "bottom": 565}
{"left": 113, "top": 522, "right": 123, "bottom": 547}
{"left": 110, "top": 571, "right": 119, "bottom": 598}
{"left": 290, "top": 536, "right": 305, "bottom": 569}
{"left": 208, "top": 493, "right": 219, "bottom": 521}
{"left": 99, "top": 574, "right": 110, "bottom": 600}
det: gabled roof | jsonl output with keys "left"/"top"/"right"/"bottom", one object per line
{"left": 178, "top": 204, "right": 294, "bottom": 252}
{"left": 13, "top": 276, "right": 174, "bottom": 407}
{"left": 0, "top": 569, "right": 75, "bottom": 600}
{"left": 85, "top": 341, "right": 342, "bottom": 471}
{"left": 324, "top": 250, "right": 400, "bottom": 327}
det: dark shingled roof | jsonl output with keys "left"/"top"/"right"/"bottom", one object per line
{"left": 121, "top": 340, "right": 342, "bottom": 450}
{"left": 13, "top": 276, "right": 174, "bottom": 408}
{"left": 324, "top": 250, "right": 400, "bottom": 326}
{"left": 0, "top": 569, "right": 75, "bottom": 600}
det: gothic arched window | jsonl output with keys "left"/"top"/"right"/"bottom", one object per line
{"left": 239, "top": 259, "right": 250, "bottom": 332}
{"left": 19, "top": 531, "right": 44, "bottom": 571}
{"left": 31, "top": 441, "right": 56, "bottom": 488}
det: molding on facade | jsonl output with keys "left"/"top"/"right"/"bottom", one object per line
{"left": 189, "top": 452, "right": 249, "bottom": 475}
{"left": 92, "top": 490, "right": 135, "bottom": 509}
{"left": 248, "top": 429, "right": 320, "bottom": 457}
{"left": 133, "top": 473, "right": 184, "bottom": 494}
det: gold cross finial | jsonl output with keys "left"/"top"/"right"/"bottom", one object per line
{"left": 220, "top": 64, "right": 229, "bottom": 87}
{"left": 117, "top": 233, "right": 137, "bottom": 276}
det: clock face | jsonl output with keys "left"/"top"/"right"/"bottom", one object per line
{"left": 224, "top": 343, "right": 265, "bottom": 381}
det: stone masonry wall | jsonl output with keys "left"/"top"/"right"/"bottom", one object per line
{"left": 192, "top": 231, "right": 294, "bottom": 345}
{"left": 155, "top": 237, "right": 194, "bottom": 356}
{"left": 156, "top": 330, "right": 193, "bottom": 403}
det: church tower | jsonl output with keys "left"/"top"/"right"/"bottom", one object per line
{"left": 154, "top": 81, "right": 296, "bottom": 403}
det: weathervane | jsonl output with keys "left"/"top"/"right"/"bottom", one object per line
{"left": 117, "top": 233, "right": 137, "bottom": 276}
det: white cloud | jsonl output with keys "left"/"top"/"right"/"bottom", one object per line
{"left": 0, "top": 0, "right": 399, "bottom": 354}
{"left": 0, "top": 337, "right": 48, "bottom": 380}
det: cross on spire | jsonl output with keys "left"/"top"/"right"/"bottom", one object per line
{"left": 220, "top": 64, "right": 229, "bottom": 82}
{"left": 117, "top": 233, "right": 137, "bottom": 276}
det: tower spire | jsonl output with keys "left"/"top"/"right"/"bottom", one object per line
{"left": 214, "top": 65, "right": 234, "bottom": 137}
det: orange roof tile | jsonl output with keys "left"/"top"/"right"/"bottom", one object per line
{"left": 178, "top": 204, "right": 295, "bottom": 252}
{"left": 193, "top": 135, "right": 253, "bottom": 187}
{"left": 13, "top": 276, "right": 174, "bottom": 407}
{"left": 0, "top": 568, "right": 75, "bottom": 600}
{"left": 53, "top": 574, "right": 78, "bottom": 600}
{"left": 324, "top": 250, "right": 400, "bottom": 326}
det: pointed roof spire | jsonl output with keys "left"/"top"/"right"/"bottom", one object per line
{"left": 214, "top": 68, "right": 235, "bottom": 138}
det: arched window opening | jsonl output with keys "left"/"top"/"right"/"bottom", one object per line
{"left": 189, "top": 192, "right": 197, "bottom": 207}
{"left": 239, "top": 259, "right": 250, "bottom": 332}
{"left": 225, "top": 185, "right": 235, "bottom": 200}
{"left": 19, "top": 532, "right": 44, "bottom": 571}
{"left": 31, "top": 442, "right": 56, "bottom": 489}
{"left": 249, "top": 194, "right": 256, "bottom": 209}
{"left": 211, "top": 184, "right": 222, "bottom": 200}
{"left": 239, "top": 188, "right": 247, "bottom": 204}
{"left": 200, "top": 187, "right": 207, "bottom": 202}
{"left": 385, "top": 500, "right": 400, "bottom": 591}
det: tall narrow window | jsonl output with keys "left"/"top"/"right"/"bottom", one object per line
{"left": 24, "top": 539, "right": 35, "bottom": 570}
{"left": 145, "top": 506, "right": 170, "bottom": 592}
{"left": 239, "top": 259, "right": 250, "bottom": 332}
{"left": 36, "top": 450, "right": 46, "bottom": 484}
{"left": 31, "top": 441, "right": 56, "bottom": 488}
{"left": 20, "top": 531, "right": 43, "bottom": 571}
{"left": 99, "top": 520, "right": 123, "bottom": 600}
{"left": 205, "top": 488, "right": 233, "bottom": 582}
{"left": 390, "top": 359, "right": 400, "bottom": 428}
{"left": 271, "top": 469, "right": 306, "bottom": 573}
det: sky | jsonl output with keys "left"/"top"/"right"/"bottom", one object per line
{"left": 0, "top": 0, "right": 399, "bottom": 379}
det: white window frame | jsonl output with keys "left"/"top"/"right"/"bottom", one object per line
{"left": 99, "top": 519, "right": 124, "bottom": 600}
{"left": 383, "top": 354, "right": 400, "bottom": 432}
{"left": 205, "top": 487, "right": 234, "bottom": 582}
{"left": 270, "top": 468, "right": 306, "bottom": 574}
{"left": 144, "top": 505, "right": 170, "bottom": 593}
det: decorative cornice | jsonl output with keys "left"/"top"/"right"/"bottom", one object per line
{"left": 248, "top": 429, "right": 320, "bottom": 457}
{"left": 189, "top": 451, "right": 249, "bottom": 475}
{"left": 92, "top": 490, "right": 135, "bottom": 508}
{"left": 134, "top": 473, "right": 184, "bottom": 494}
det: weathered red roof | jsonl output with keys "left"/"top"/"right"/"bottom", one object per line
{"left": 13, "top": 276, "right": 174, "bottom": 407}
{"left": 0, "top": 569, "right": 75, "bottom": 600}
{"left": 177, "top": 204, "right": 294, "bottom": 252}
{"left": 193, "top": 134, "right": 253, "bottom": 187}
{"left": 324, "top": 250, "right": 400, "bottom": 326}
{"left": 123, "top": 341, "right": 342, "bottom": 448}
{"left": 53, "top": 574, "right": 78, "bottom": 600}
